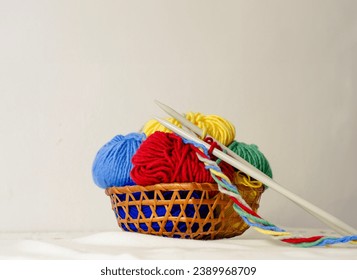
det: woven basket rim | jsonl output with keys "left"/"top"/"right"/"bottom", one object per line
{"left": 105, "top": 182, "right": 221, "bottom": 195}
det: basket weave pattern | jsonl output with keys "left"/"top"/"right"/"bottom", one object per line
{"left": 106, "top": 181, "right": 264, "bottom": 240}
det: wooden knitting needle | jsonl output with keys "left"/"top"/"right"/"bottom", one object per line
{"left": 155, "top": 100, "right": 340, "bottom": 229}
{"left": 154, "top": 100, "right": 357, "bottom": 235}
{"left": 154, "top": 116, "right": 357, "bottom": 236}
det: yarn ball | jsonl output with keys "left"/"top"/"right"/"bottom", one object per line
{"left": 116, "top": 191, "right": 210, "bottom": 236}
{"left": 228, "top": 141, "right": 273, "bottom": 178}
{"left": 142, "top": 112, "right": 236, "bottom": 146}
{"left": 130, "top": 131, "right": 235, "bottom": 186}
{"left": 92, "top": 133, "right": 146, "bottom": 189}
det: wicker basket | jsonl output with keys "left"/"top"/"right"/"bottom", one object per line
{"left": 105, "top": 175, "right": 264, "bottom": 240}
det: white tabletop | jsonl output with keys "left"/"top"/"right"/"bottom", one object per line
{"left": 1, "top": 228, "right": 356, "bottom": 260}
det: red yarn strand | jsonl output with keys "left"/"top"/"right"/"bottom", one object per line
{"left": 281, "top": 236, "right": 324, "bottom": 244}
{"left": 230, "top": 196, "right": 262, "bottom": 219}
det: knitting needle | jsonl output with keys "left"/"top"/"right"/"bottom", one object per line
{"left": 155, "top": 116, "right": 356, "bottom": 236}
{"left": 154, "top": 111, "right": 355, "bottom": 235}
{"left": 154, "top": 100, "right": 354, "bottom": 235}
{"left": 155, "top": 117, "right": 357, "bottom": 236}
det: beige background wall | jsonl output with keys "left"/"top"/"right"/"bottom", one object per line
{"left": 0, "top": 0, "right": 356, "bottom": 232}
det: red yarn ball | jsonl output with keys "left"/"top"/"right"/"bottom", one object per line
{"left": 130, "top": 132, "right": 234, "bottom": 186}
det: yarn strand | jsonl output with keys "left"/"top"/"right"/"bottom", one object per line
{"left": 186, "top": 137, "right": 357, "bottom": 247}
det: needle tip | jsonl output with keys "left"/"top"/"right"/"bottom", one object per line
{"left": 153, "top": 116, "right": 164, "bottom": 123}
{"left": 154, "top": 99, "right": 164, "bottom": 107}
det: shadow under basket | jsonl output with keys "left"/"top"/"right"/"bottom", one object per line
{"left": 105, "top": 182, "right": 264, "bottom": 240}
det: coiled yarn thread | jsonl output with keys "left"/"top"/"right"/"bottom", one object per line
{"left": 92, "top": 133, "right": 146, "bottom": 188}
{"left": 130, "top": 131, "right": 235, "bottom": 186}
{"left": 142, "top": 112, "right": 236, "bottom": 146}
{"left": 228, "top": 141, "right": 273, "bottom": 178}
{"left": 116, "top": 191, "right": 209, "bottom": 235}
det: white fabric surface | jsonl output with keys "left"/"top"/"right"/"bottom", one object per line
{"left": 1, "top": 228, "right": 356, "bottom": 260}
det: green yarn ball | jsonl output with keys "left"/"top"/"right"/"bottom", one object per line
{"left": 228, "top": 141, "right": 273, "bottom": 178}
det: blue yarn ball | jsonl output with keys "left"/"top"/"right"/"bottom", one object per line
{"left": 116, "top": 191, "right": 210, "bottom": 237}
{"left": 92, "top": 133, "right": 146, "bottom": 189}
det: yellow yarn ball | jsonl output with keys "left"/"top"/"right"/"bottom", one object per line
{"left": 142, "top": 112, "right": 236, "bottom": 146}
{"left": 224, "top": 171, "right": 264, "bottom": 228}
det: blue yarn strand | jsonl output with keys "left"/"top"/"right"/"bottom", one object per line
{"left": 240, "top": 216, "right": 286, "bottom": 232}
{"left": 315, "top": 236, "right": 357, "bottom": 247}
{"left": 181, "top": 137, "right": 209, "bottom": 154}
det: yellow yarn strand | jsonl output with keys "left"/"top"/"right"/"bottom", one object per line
{"left": 234, "top": 171, "right": 263, "bottom": 189}
{"left": 142, "top": 112, "right": 236, "bottom": 146}
{"left": 254, "top": 227, "right": 291, "bottom": 236}
{"left": 210, "top": 169, "right": 231, "bottom": 183}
